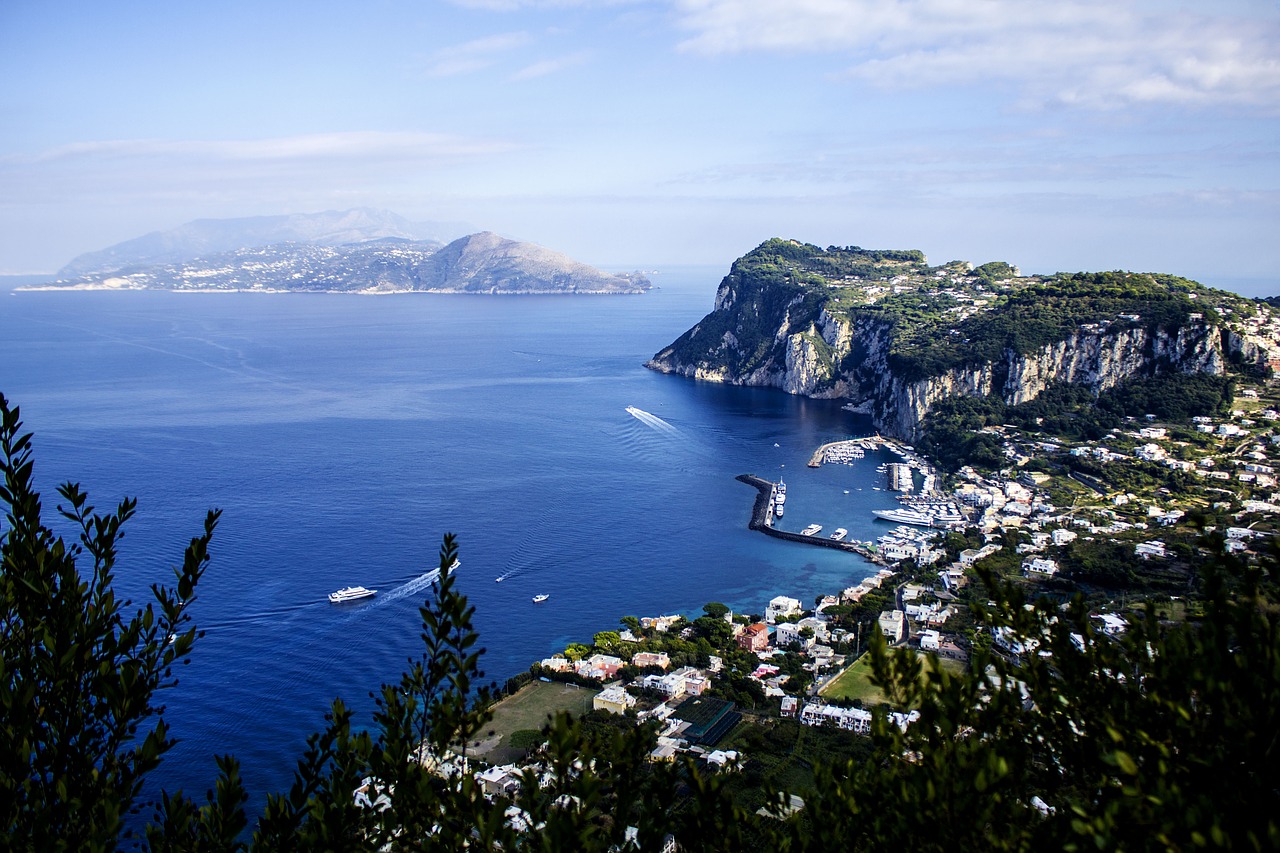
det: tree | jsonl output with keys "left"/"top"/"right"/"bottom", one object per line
{"left": 592, "top": 630, "right": 622, "bottom": 651}
{"left": 790, "top": 557, "right": 1280, "bottom": 851}
{"left": 0, "top": 393, "right": 240, "bottom": 851}
{"left": 702, "top": 602, "right": 730, "bottom": 620}
{"left": 564, "top": 642, "right": 591, "bottom": 662}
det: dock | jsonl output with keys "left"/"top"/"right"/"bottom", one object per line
{"left": 888, "top": 462, "right": 914, "bottom": 492}
{"left": 736, "top": 474, "right": 890, "bottom": 566}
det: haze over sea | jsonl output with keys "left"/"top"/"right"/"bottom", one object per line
{"left": 1, "top": 269, "right": 906, "bottom": 807}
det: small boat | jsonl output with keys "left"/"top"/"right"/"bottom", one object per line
{"left": 830, "top": 528, "right": 848, "bottom": 541}
{"left": 843, "top": 489, "right": 850, "bottom": 494}
{"left": 495, "top": 576, "right": 503, "bottom": 582}
{"left": 532, "top": 593, "right": 549, "bottom": 603}
{"left": 329, "top": 586, "right": 376, "bottom": 604}
{"left": 774, "top": 442, "right": 780, "bottom": 447}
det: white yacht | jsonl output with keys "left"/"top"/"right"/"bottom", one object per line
{"left": 532, "top": 593, "right": 549, "bottom": 603}
{"left": 801, "top": 524, "right": 823, "bottom": 536}
{"left": 829, "top": 528, "right": 848, "bottom": 541}
{"left": 872, "top": 508, "right": 935, "bottom": 527}
{"left": 329, "top": 586, "right": 376, "bottom": 603}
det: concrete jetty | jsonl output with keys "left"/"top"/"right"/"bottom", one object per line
{"left": 736, "top": 474, "right": 890, "bottom": 566}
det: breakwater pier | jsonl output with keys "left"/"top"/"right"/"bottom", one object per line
{"left": 736, "top": 474, "right": 890, "bottom": 567}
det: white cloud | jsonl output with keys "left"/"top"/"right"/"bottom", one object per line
{"left": 7, "top": 131, "right": 516, "bottom": 167}
{"left": 423, "top": 31, "right": 532, "bottom": 77}
{"left": 510, "top": 50, "right": 592, "bottom": 80}
{"left": 447, "top": 0, "right": 645, "bottom": 9}
{"left": 673, "top": 0, "right": 1280, "bottom": 111}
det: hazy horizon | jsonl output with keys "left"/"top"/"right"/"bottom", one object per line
{"left": 2, "top": 1, "right": 1277, "bottom": 282}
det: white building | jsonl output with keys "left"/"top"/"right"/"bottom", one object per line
{"left": 1135, "top": 541, "right": 1166, "bottom": 560}
{"left": 878, "top": 610, "right": 907, "bottom": 644}
{"left": 1023, "top": 557, "right": 1059, "bottom": 578}
{"left": 766, "top": 595, "right": 803, "bottom": 624}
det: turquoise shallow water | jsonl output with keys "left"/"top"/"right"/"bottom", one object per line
{"left": 0, "top": 269, "right": 903, "bottom": 809}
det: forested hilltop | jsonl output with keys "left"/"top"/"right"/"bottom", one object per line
{"left": 648, "top": 239, "right": 1279, "bottom": 440}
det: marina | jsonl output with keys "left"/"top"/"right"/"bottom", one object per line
{"left": 808, "top": 437, "right": 884, "bottom": 467}
{"left": 736, "top": 474, "right": 892, "bottom": 566}
{"left": 887, "top": 462, "right": 914, "bottom": 492}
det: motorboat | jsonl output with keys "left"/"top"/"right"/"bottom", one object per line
{"left": 329, "top": 586, "right": 376, "bottom": 603}
{"left": 532, "top": 593, "right": 550, "bottom": 603}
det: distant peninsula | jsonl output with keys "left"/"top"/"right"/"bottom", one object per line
{"left": 20, "top": 210, "right": 650, "bottom": 295}
{"left": 648, "top": 238, "right": 1277, "bottom": 441}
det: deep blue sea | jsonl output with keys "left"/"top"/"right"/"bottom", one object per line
{"left": 0, "top": 269, "right": 906, "bottom": 811}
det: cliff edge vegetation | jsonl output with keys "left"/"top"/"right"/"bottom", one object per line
{"left": 648, "top": 239, "right": 1276, "bottom": 441}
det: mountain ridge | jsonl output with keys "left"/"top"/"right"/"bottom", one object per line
{"left": 30, "top": 218, "right": 648, "bottom": 295}
{"left": 57, "top": 208, "right": 464, "bottom": 277}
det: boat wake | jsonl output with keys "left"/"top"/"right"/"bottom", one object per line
{"left": 375, "top": 567, "right": 442, "bottom": 606}
{"left": 625, "top": 405, "right": 677, "bottom": 435}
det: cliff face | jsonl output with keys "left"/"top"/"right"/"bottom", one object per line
{"left": 647, "top": 240, "right": 1265, "bottom": 441}
{"left": 872, "top": 322, "right": 1228, "bottom": 440}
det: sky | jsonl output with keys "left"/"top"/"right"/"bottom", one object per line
{"left": 1, "top": 0, "right": 1278, "bottom": 289}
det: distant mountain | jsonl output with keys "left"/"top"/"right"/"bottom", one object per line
{"left": 29, "top": 229, "right": 650, "bottom": 295}
{"left": 57, "top": 209, "right": 467, "bottom": 277}
{"left": 415, "top": 232, "right": 648, "bottom": 294}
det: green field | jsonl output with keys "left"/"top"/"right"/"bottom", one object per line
{"left": 819, "top": 653, "right": 964, "bottom": 707}
{"left": 468, "top": 680, "right": 597, "bottom": 764}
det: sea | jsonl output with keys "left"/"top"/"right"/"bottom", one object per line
{"left": 0, "top": 269, "right": 910, "bottom": 813}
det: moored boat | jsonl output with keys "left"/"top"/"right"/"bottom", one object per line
{"left": 872, "top": 508, "right": 934, "bottom": 527}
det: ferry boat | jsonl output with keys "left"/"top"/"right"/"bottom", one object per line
{"left": 829, "top": 528, "right": 848, "bottom": 541}
{"left": 329, "top": 586, "right": 376, "bottom": 603}
{"left": 801, "top": 524, "right": 823, "bottom": 536}
{"left": 532, "top": 593, "right": 549, "bottom": 603}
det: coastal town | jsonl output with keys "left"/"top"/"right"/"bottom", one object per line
{"left": 443, "top": 335, "right": 1280, "bottom": 819}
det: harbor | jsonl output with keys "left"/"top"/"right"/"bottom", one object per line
{"left": 736, "top": 474, "right": 892, "bottom": 567}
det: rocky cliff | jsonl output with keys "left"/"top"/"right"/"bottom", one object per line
{"left": 648, "top": 240, "right": 1270, "bottom": 441}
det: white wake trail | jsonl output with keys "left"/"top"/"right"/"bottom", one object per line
{"left": 375, "top": 567, "right": 442, "bottom": 606}
{"left": 625, "top": 405, "right": 678, "bottom": 434}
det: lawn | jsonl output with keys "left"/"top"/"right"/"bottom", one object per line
{"left": 819, "top": 652, "right": 964, "bottom": 707}
{"left": 819, "top": 654, "right": 888, "bottom": 705}
{"left": 467, "top": 680, "right": 598, "bottom": 765}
